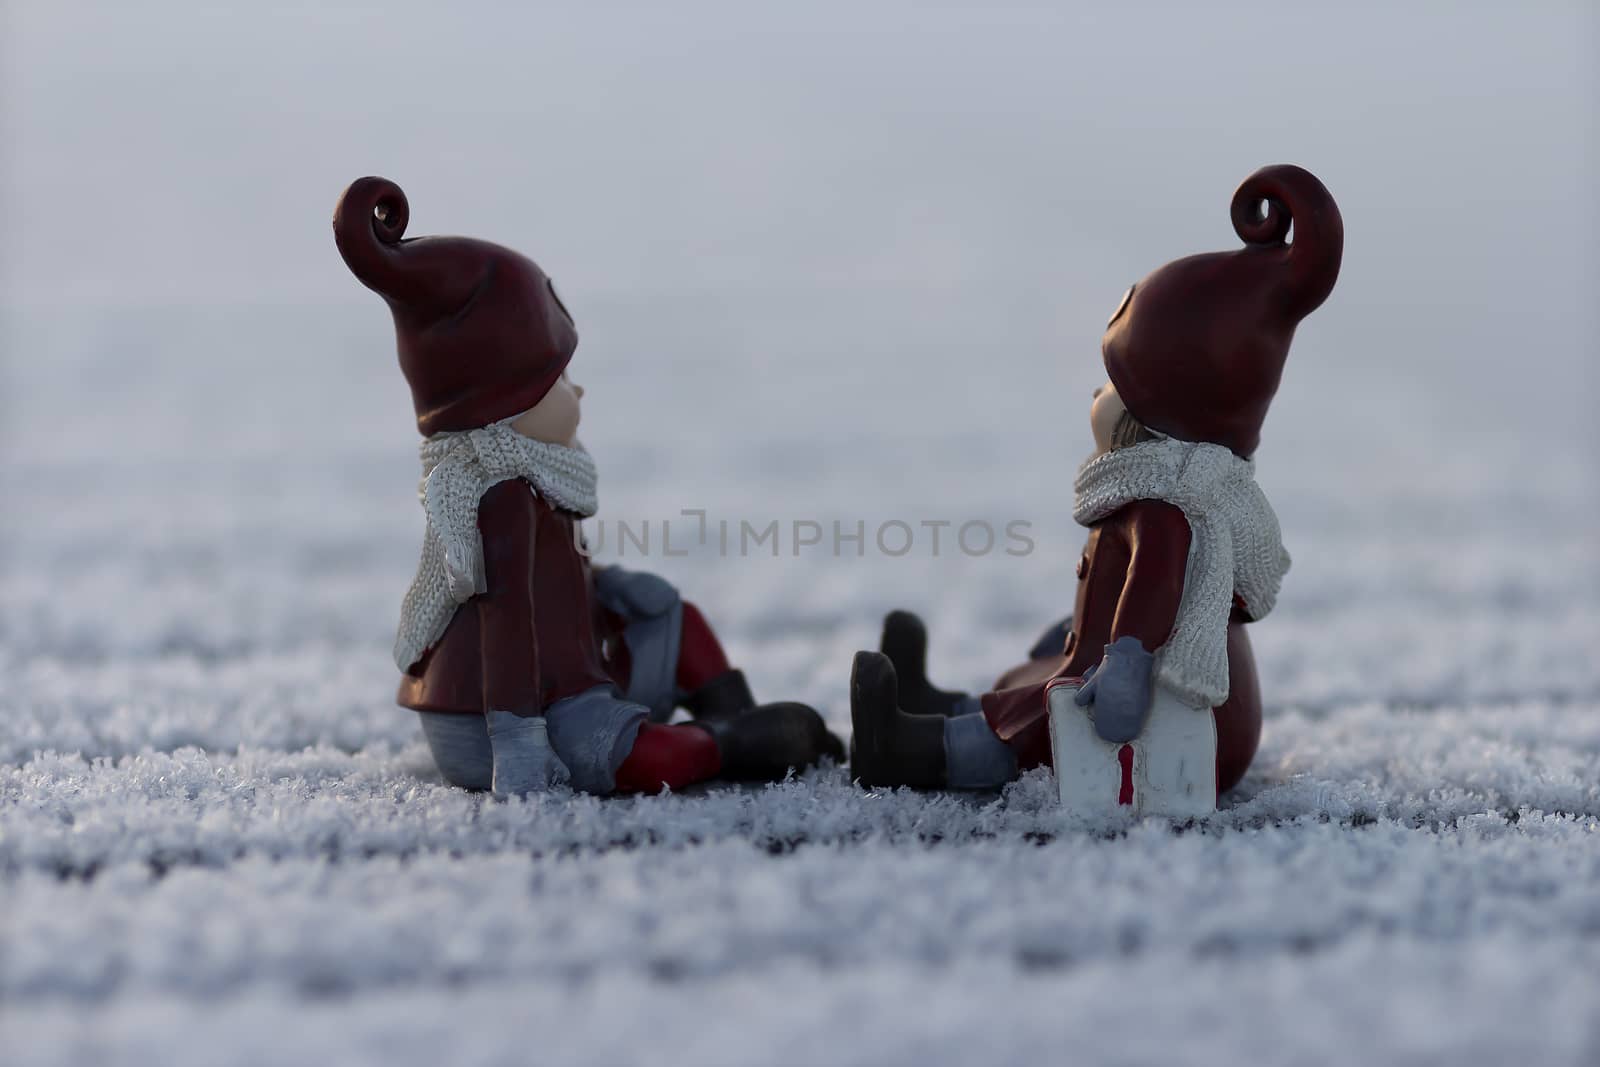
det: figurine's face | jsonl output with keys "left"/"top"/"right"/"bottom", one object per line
{"left": 1094, "top": 285, "right": 1145, "bottom": 460}
{"left": 1088, "top": 379, "right": 1152, "bottom": 458}
{"left": 1089, "top": 381, "right": 1125, "bottom": 458}
{"left": 510, "top": 372, "right": 584, "bottom": 446}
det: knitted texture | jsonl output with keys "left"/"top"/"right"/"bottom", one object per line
{"left": 394, "top": 419, "right": 599, "bottom": 672}
{"left": 1073, "top": 438, "right": 1290, "bottom": 708}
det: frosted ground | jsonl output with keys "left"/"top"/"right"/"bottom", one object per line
{"left": 3, "top": 4, "right": 1599, "bottom": 1065}
{"left": 3, "top": 295, "right": 1597, "bottom": 1065}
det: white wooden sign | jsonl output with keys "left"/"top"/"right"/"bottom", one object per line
{"left": 1046, "top": 678, "right": 1217, "bottom": 820}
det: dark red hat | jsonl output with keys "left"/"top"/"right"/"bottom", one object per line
{"left": 333, "top": 177, "right": 578, "bottom": 435}
{"left": 1102, "top": 164, "right": 1344, "bottom": 457}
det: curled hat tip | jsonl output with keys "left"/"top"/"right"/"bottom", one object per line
{"left": 1228, "top": 164, "right": 1344, "bottom": 317}
{"left": 335, "top": 175, "right": 409, "bottom": 243}
{"left": 333, "top": 176, "right": 414, "bottom": 298}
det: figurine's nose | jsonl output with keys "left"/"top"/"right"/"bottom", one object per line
{"left": 1093, "top": 385, "right": 1104, "bottom": 400}
{"left": 572, "top": 381, "right": 585, "bottom": 399}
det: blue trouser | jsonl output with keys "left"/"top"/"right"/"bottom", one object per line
{"left": 421, "top": 686, "right": 648, "bottom": 794}
{"left": 418, "top": 566, "right": 685, "bottom": 792}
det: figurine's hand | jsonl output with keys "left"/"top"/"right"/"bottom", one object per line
{"left": 1073, "top": 636, "right": 1156, "bottom": 744}
{"left": 485, "top": 711, "right": 572, "bottom": 796}
{"left": 1027, "top": 615, "right": 1075, "bottom": 661}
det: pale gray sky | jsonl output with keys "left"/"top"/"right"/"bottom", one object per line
{"left": 2, "top": 0, "right": 1595, "bottom": 455}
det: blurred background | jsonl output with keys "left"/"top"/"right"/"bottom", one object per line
{"left": 2, "top": 0, "right": 1594, "bottom": 708}
{"left": 0, "top": 0, "right": 1596, "bottom": 725}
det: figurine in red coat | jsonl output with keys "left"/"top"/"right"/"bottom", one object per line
{"left": 850, "top": 164, "right": 1343, "bottom": 806}
{"left": 335, "top": 177, "right": 841, "bottom": 796}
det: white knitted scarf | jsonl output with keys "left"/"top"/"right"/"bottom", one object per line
{"left": 394, "top": 418, "right": 599, "bottom": 672}
{"left": 1072, "top": 437, "right": 1290, "bottom": 708}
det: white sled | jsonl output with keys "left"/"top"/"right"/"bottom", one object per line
{"left": 1046, "top": 677, "right": 1217, "bottom": 821}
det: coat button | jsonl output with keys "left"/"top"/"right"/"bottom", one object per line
{"left": 1075, "top": 553, "right": 1089, "bottom": 579}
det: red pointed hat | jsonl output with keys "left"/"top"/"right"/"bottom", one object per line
{"left": 333, "top": 177, "right": 578, "bottom": 435}
{"left": 1102, "top": 164, "right": 1344, "bottom": 458}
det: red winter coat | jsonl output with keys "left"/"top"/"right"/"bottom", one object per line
{"left": 397, "top": 479, "right": 617, "bottom": 715}
{"left": 980, "top": 499, "right": 1262, "bottom": 793}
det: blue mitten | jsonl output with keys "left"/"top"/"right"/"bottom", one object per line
{"left": 1073, "top": 635, "right": 1156, "bottom": 744}
{"left": 485, "top": 710, "right": 572, "bottom": 796}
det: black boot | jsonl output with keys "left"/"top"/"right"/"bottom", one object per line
{"left": 849, "top": 651, "right": 947, "bottom": 789}
{"left": 682, "top": 668, "right": 758, "bottom": 723}
{"left": 879, "top": 611, "right": 972, "bottom": 717}
{"left": 691, "top": 702, "right": 845, "bottom": 782}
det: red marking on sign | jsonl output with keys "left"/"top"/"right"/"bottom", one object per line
{"left": 1118, "top": 745, "right": 1135, "bottom": 806}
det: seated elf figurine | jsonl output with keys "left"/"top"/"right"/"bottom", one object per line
{"left": 849, "top": 164, "right": 1343, "bottom": 810}
{"left": 334, "top": 176, "right": 842, "bottom": 797}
